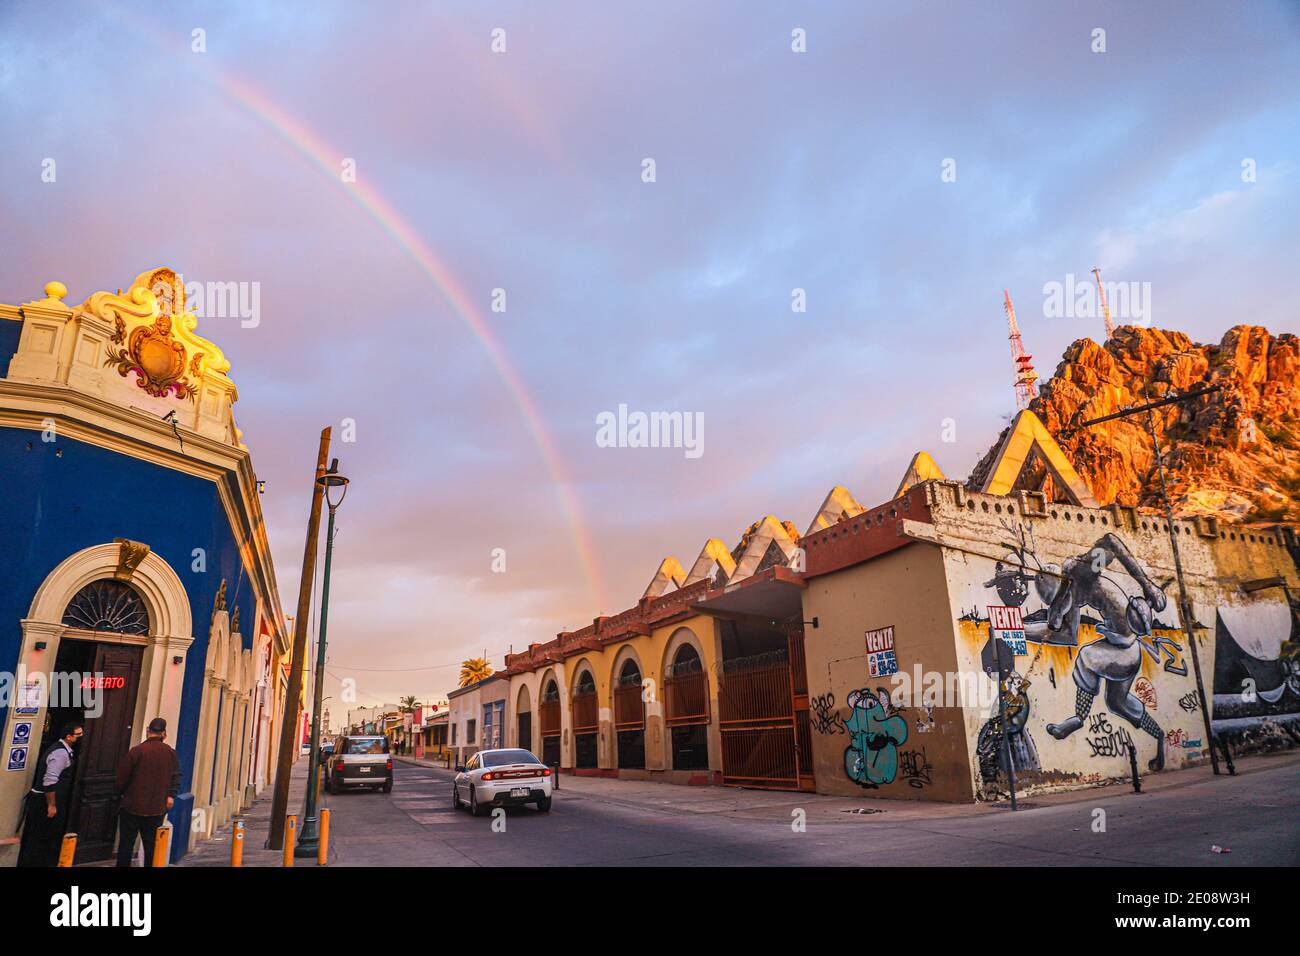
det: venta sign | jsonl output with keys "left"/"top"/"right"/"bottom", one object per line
{"left": 864, "top": 626, "right": 898, "bottom": 678}
{"left": 987, "top": 605, "right": 1027, "bottom": 656}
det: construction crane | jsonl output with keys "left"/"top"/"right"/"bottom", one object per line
{"left": 1004, "top": 289, "right": 1039, "bottom": 409}
{"left": 1092, "top": 266, "right": 1115, "bottom": 341}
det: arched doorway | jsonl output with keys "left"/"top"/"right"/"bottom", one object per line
{"left": 665, "top": 643, "right": 709, "bottom": 771}
{"left": 1, "top": 542, "right": 194, "bottom": 866}
{"left": 614, "top": 657, "right": 646, "bottom": 769}
{"left": 41, "top": 579, "right": 149, "bottom": 863}
{"left": 571, "top": 668, "right": 598, "bottom": 769}
{"left": 539, "top": 675, "right": 561, "bottom": 768}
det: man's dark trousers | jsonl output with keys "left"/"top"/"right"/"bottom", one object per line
{"left": 116, "top": 811, "right": 166, "bottom": 867}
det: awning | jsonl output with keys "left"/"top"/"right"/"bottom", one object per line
{"left": 689, "top": 567, "right": 806, "bottom": 622}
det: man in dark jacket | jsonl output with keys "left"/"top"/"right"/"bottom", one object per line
{"left": 114, "top": 717, "right": 181, "bottom": 867}
{"left": 16, "top": 721, "right": 82, "bottom": 867}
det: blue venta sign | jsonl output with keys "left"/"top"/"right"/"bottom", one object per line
{"left": 7, "top": 747, "right": 28, "bottom": 772}
{"left": 988, "top": 605, "right": 1027, "bottom": 656}
{"left": 865, "top": 625, "right": 898, "bottom": 678}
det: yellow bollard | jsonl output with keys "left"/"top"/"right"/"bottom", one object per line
{"left": 152, "top": 825, "right": 171, "bottom": 867}
{"left": 318, "top": 808, "right": 330, "bottom": 866}
{"left": 230, "top": 817, "right": 245, "bottom": 867}
{"left": 58, "top": 832, "right": 77, "bottom": 867}
{"left": 283, "top": 815, "right": 297, "bottom": 867}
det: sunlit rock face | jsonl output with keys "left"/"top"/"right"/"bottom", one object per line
{"left": 969, "top": 325, "right": 1300, "bottom": 524}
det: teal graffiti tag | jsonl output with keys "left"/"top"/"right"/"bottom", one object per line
{"left": 844, "top": 687, "right": 909, "bottom": 788}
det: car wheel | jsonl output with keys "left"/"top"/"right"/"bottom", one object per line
{"left": 328, "top": 774, "right": 340, "bottom": 795}
{"left": 382, "top": 781, "right": 393, "bottom": 794}
{"left": 452, "top": 783, "right": 460, "bottom": 809}
{"left": 536, "top": 795, "right": 552, "bottom": 812}
{"left": 470, "top": 787, "right": 484, "bottom": 817}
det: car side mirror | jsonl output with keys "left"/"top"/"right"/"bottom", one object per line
{"left": 454, "top": 765, "right": 466, "bottom": 774}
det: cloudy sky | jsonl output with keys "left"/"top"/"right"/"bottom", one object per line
{"left": 3, "top": 1, "right": 1297, "bottom": 707}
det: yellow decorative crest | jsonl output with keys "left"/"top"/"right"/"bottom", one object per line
{"left": 81, "top": 267, "right": 231, "bottom": 401}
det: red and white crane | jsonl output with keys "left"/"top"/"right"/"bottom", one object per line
{"left": 1004, "top": 289, "right": 1039, "bottom": 409}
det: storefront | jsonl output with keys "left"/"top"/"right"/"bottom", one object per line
{"left": 0, "top": 269, "right": 291, "bottom": 864}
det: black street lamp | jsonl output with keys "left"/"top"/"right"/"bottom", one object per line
{"left": 296, "top": 458, "right": 349, "bottom": 857}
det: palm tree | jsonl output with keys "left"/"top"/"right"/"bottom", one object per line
{"left": 399, "top": 695, "right": 422, "bottom": 713}
{"left": 459, "top": 657, "right": 493, "bottom": 687}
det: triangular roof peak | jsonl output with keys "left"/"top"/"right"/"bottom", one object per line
{"left": 894, "top": 451, "right": 946, "bottom": 499}
{"left": 805, "top": 486, "right": 865, "bottom": 536}
{"left": 642, "top": 557, "right": 686, "bottom": 599}
{"left": 976, "top": 410, "right": 1098, "bottom": 506}
{"left": 683, "top": 538, "right": 736, "bottom": 587}
{"left": 730, "top": 516, "right": 800, "bottom": 584}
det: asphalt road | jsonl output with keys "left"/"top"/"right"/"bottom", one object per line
{"left": 318, "top": 757, "right": 1299, "bottom": 867}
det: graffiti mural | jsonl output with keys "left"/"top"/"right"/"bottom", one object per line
{"left": 976, "top": 671, "right": 1040, "bottom": 782}
{"left": 843, "top": 687, "right": 909, "bottom": 789}
{"left": 810, "top": 693, "right": 846, "bottom": 735}
{"left": 980, "top": 525, "right": 1179, "bottom": 771}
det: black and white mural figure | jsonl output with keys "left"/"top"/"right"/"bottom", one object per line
{"left": 975, "top": 672, "right": 1039, "bottom": 782}
{"left": 981, "top": 524, "right": 1175, "bottom": 771}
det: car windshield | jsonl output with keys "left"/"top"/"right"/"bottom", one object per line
{"left": 481, "top": 750, "right": 540, "bottom": 767}
{"left": 343, "top": 737, "right": 387, "bottom": 754}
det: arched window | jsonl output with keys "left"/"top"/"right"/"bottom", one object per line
{"left": 61, "top": 580, "right": 149, "bottom": 635}
{"left": 670, "top": 644, "right": 702, "bottom": 676}
{"left": 574, "top": 670, "right": 596, "bottom": 697}
{"left": 617, "top": 658, "right": 642, "bottom": 687}
{"left": 541, "top": 679, "right": 560, "bottom": 703}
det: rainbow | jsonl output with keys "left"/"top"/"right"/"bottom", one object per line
{"left": 104, "top": 3, "right": 606, "bottom": 609}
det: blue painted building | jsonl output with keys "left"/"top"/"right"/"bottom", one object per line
{"left": 0, "top": 269, "right": 291, "bottom": 864}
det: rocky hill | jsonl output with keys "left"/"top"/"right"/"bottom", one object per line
{"left": 968, "top": 325, "right": 1300, "bottom": 524}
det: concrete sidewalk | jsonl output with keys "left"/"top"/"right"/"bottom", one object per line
{"left": 396, "top": 750, "right": 1300, "bottom": 824}
{"left": 178, "top": 757, "right": 326, "bottom": 867}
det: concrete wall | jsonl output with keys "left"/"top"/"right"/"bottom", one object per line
{"left": 802, "top": 542, "right": 975, "bottom": 801}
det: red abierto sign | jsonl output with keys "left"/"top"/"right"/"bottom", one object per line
{"left": 79, "top": 676, "right": 126, "bottom": 689}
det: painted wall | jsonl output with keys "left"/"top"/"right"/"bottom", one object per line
{"left": 802, "top": 542, "right": 975, "bottom": 801}
{"left": 0, "top": 426, "right": 257, "bottom": 838}
{"left": 925, "top": 482, "right": 1297, "bottom": 799}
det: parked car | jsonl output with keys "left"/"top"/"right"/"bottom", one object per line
{"left": 325, "top": 735, "right": 393, "bottom": 793}
{"left": 452, "top": 748, "right": 553, "bottom": 815}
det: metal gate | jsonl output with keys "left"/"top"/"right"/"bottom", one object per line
{"left": 717, "top": 631, "right": 813, "bottom": 790}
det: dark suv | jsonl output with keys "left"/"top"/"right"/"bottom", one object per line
{"left": 325, "top": 735, "right": 393, "bottom": 793}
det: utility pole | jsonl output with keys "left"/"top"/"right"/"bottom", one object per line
{"left": 268, "top": 427, "right": 332, "bottom": 850}
{"left": 1079, "top": 384, "right": 1221, "bottom": 775}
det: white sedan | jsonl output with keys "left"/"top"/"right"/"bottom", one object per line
{"left": 453, "top": 748, "right": 554, "bottom": 815}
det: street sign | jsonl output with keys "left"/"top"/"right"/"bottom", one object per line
{"left": 11, "top": 722, "right": 32, "bottom": 746}
{"left": 15, "top": 679, "right": 42, "bottom": 716}
{"left": 865, "top": 626, "right": 898, "bottom": 678}
{"left": 988, "top": 605, "right": 1027, "bottom": 655}
{"left": 7, "top": 747, "right": 28, "bottom": 772}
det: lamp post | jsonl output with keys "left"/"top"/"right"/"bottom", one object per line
{"left": 296, "top": 458, "right": 349, "bottom": 857}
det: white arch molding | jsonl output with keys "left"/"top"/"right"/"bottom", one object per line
{"left": 0, "top": 542, "right": 195, "bottom": 863}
